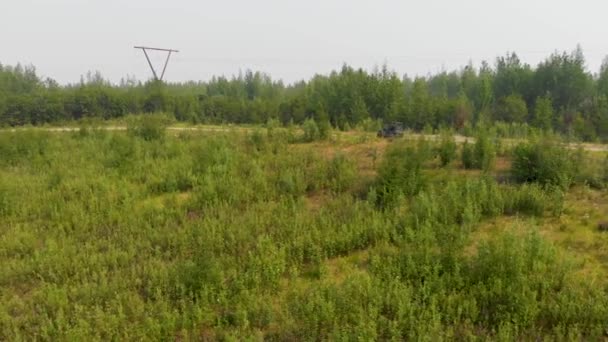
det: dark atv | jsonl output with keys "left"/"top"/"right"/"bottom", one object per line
{"left": 377, "top": 122, "right": 404, "bottom": 138}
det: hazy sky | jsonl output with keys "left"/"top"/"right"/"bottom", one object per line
{"left": 2, "top": 0, "right": 607, "bottom": 84}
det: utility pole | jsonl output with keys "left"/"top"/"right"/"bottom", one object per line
{"left": 134, "top": 46, "right": 179, "bottom": 81}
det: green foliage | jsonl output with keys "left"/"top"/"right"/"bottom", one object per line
{"left": 475, "top": 131, "right": 496, "bottom": 172}
{"left": 410, "top": 177, "right": 504, "bottom": 228}
{"left": 357, "top": 118, "right": 382, "bottom": 132}
{"left": 511, "top": 139, "right": 575, "bottom": 189}
{"left": 316, "top": 110, "right": 332, "bottom": 139}
{"left": 493, "top": 121, "right": 535, "bottom": 139}
{"left": 0, "top": 130, "right": 49, "bottom": 167}
{"left": 173, "top": 249, "right": 223, "bottom": 298}
{"left": 603, "top": 154, "right": 608, "bottom": 183}
{"left": 461, "top": 140, "right": 475, "bottom": 169}
{"left": 409, "top": 177, "right": 557, "bottom": 230}
{"left": 1, "top": 46, "right": 608, "bottom": 142}
{"left": 375, "top": 141, "right": 430, "bottom": 208}
{"left": 437, "top": 130, "right": 457, "bottom": 166}
{"left": 0, "top": 129, "right": 606, "bottom": 340}
{"left": 461, "top": 131, "right": 495, "bottom": 171}
{"left": 502, "top": 183, "right": 562, "bottom": 216}
{"left": 569, "top": 149, "right": 607, "bottom": 189}
{"left": 265, "top": 117, "right": 281, "bottom": 135}
{"left": 468, "top": 232, "right": 568, "bottom": 328}
{"left": 126, "top": 113, "right": 172, "bottom": 141}
{"left": 325, "top": 153, "right": 357, "bottom": 193}
{"left": 533, "top": 96, "right": 554, "bottom": 130}
{"left": 302, "top": 118, "right": 321, "bottom": 142}
{"left": 496, "top": 94, "right": 528, "bottom": 123}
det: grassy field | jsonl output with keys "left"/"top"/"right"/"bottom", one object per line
{"left": 1, "top": 121, "right": 608, "bottom": 340}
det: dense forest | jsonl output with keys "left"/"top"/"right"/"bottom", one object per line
{"left": 2, "top": 46, "right": 608, "bottom": 141}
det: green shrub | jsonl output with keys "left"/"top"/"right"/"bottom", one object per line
{"left": 276, "top": 168, "right": 307, "bottom": 198}
{"left": 302, "top": 118, "right": 320, "bottom": 142}
{"left": 467, "top": 232, "right": 568, "bottom": 329}
{"left": 375, "top": 142, "right": 429, "bottom": 208}
{"left": 248, "top": 129, "right": 268, "bottom": 152}
{"left": 437, "top": 130, "right": 457, "bottom": 167}
{"left": 461, "top": 140, "right": 475, "bottom": 169}
{"left": 461, "top": 132, "right": 495, "bottom": 171}
{"left": 103, "top": 133, "right": 137, "bottom": 170}
{"left": 173, "top": 249, "right": 223, "bottom": 299}
{"left": 503, "top": 184, "right": 547, "bottom": 217}
{"left": 0, "top": 130, "right": 49, "bottom": 167}
{"left": 423, "top": 123, "right": 433, "bottom": 135}
{"left": 603, "top": 154, "right": 608, "bottom": 183}
{"left": 415, "top": 137, "right": 435, "bottom": 163}
{"left": 265, "top": 118, "right": 281, "bottom": 136}
{"left": 325, "top": 153, "right": 357, "bottom": 193}
{"left": 475, "top": 131, "right": 496, "bottom": 172}
{"left": 573, "top": 149, "right": 605, "bottom": 189}
{"left": 357, "top": 118, "right": 382, "bottom": 132}
{"left": 0, "top": 181, "right": 12, "bottom": 217}
{"left": 511, "top": 139, "right": 574, "bottom": 189}
{"left": 409, "top": 177, "right": 505, "bottom": 228}
{"left": 318, "top": 118, "right": 332, "bottom": 140}
{"left": 127, "top": 113, "right": 172, "bottom": 141}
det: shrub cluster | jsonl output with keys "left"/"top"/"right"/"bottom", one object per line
{"left": 511, "top": 139, "right": 575, "bottom": 189}
{"left": 0, "top": 130, "right": 605, "bottom": 340}
{"left": 126, "top": 113, "right": 173, "bottom": 141}
{"left": 462, "top": 131, "right": 496, "bottom": 171}
{"left": 437, "top": 130, "right": 457, "bottom": 166}
{"left": 374, "top": 140, "right": 431, "bottom": 208}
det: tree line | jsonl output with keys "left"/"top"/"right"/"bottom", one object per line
{"left": 2, "top": 46, "right": 608, "bottom": 140}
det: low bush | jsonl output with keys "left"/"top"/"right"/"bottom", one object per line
{"left": 357, "top": 118, "right": 382, "bottom": 132}
{"left": 461, "top": 131, "right": 495, "bottom": 171}
{"left": 325, "top": 153, "right": 357, "bottom": 193}
{"left": 511, "top": 139, "right": 574, "bottom": 189}
{"left": 461, "top": 140, "right": 475, "bottom": 169}
{"left": 437, "top": 130, "right": 457, "bottom": 167}
{"left": 375, "top": 141, "right": 430, "bottom": 208}
{"left": 127, "top": 113, "right": 173, "bottom": 141}
{"left": 503, "top": 183, "right": 550, "bottom": 216}
{"left": 468, "top": 232, "right": 568, "bottom": 329}
{"left": 302, "top": 118, "right": 320, "bottom": 142}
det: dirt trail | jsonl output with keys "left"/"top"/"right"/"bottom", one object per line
{"left": 2, "top": 126, "right": 243, "bottom": 133}
{"left": 400, "top": 133, "right": 608, "bottom": 152}
{"left": 2, "top": 126, "right": 608, "bottom": 152}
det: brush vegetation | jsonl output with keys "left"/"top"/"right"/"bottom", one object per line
{"left": 1, "top": 121, "right": 608, "bottom": 340}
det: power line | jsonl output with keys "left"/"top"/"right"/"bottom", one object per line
{"left": 134, "top": 46, "right": 179, "bottom": 81}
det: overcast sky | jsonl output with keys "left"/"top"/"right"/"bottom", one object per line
{"left": 2, "top": 0, "right": 607, "bottom": 85}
